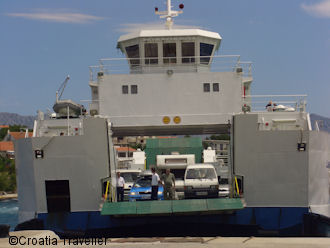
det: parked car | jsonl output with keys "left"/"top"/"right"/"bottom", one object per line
{"left": 117, "top": 169, "right": 141, "bottom": 201}
{"left": 184, "top": 164, "right": 219, "bottom": 199}
{"left": 129, "top": 175, "right": 164, "bottom": 201}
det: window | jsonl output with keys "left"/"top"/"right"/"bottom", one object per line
{"left": 121, "top": 172, "right": 139, "bottom": 182}
{"left": 118, "top": 152, "right": 126, "bottom": 158}
{"left": 219, "top": 178, "right": 229, "bottom": 184}
{"left": 134, "top": 177, "right": 152, "bottom": 188}
{"left": 125, "top": 44, "right": 140, "bottom": 65}
{"left": 45, "top": 180, "right": 70, "bottom": 213}
{"left": 213, "top": 83, "right": 219, "bottom": 92}
{"left": 185, "top": 168, "right": 217, "bottom": 180}
{"left": 203, "top": 83, "right": 210, "bottom": 92}
{"left": 163, "top": 43, "right": 176, "bottom": 64}
{"left": 92, "top": 88, "right": 98, "bottom": 95}
{"left": 200, "top": 43, "right": 214, "bottom": 64}
{"left": 145, "top": 43, "right": 158, "bottom": 64}
{"left": 131, "top": 85, "right": 138, "bottom": 94}
{"left": 182, "top": 42, "right": 195, "bottom": 63}
{"left": 165, "top": 158, "right": 187, "bottom": 164}
{"left": 122, "top": 85, "right": 128, "bottom": 94}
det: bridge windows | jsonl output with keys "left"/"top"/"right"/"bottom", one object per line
{"left": 200, "top": 43, "right": 214, "bottom": 64}
{"left": 145, "top": 43, "right": 158, "bottom": 64}
{"left": 182, "top": 42, "right": 195, "bottom": 63}
{"left": 123, "top": 40, "right": 216, "bottom": 68}
{"left": 163, "top": 43, "right": 177, "bottom": 64}
{"left": 125, "top": 44, "right": 140, "bottom": 66}
{"left": 118, "top": 32, "right": 220, "bottom": 73}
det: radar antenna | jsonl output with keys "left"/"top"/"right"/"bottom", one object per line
{"left": 155, "top": 0, "right": 184, "bottom": 29}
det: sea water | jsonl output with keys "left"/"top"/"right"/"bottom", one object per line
{"left": 0, "top": 199, "right": 18, "bottom": 231}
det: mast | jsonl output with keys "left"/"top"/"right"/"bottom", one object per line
{"left": 155, "top": 0, "right": 184, "bottom": 29}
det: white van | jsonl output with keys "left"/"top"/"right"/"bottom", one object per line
{"left": 184, "top": 164, "right": 219, "bottom": 199}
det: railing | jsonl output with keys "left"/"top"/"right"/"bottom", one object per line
{"left": 36, "top": 118, "right": 84, "bottom": 137}
{"left": 89, "top": 55, "right": 252, "bottom": 82}
{"left": 242, "top": 94, "right": 308, "bottom": 112}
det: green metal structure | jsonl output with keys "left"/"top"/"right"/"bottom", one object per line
{"left": 145, "top": 137, "right": 203, "bottom": 169}
{"left": 101, "top": 198, "right": 244, "bottom": 216}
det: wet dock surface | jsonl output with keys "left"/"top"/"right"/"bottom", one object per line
{"left": 0, "top": 231, "right": 329, "bottom": 247}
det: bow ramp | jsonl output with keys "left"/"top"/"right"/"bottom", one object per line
{"left": 101, "top": 198, "right": 244, "bottom": 216}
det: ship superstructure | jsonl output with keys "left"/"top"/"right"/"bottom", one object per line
{"left": 88, "top": 22, "right": 252, "bottom": 136}
{"left": 15, "top": 0, "right": 329, "bottom": 236}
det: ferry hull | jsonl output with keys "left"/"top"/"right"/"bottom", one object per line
{"left": 35, "top": 207, "right": 310, "bottom": 237}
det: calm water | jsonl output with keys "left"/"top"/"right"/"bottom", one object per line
{"left": 0, "top": 199, "right": 18, "bottom": 231}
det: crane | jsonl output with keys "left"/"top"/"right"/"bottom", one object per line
{"left": 53, "top": 75, "right": 83, "bottom": 118}
{"left": 56, "top": 75, "right": 70, "bottom": 102}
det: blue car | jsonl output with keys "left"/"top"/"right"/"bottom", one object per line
{"left": 129, "top": 175, "right": 164, "bottom": 201}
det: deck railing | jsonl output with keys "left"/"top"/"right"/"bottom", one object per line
{"left": 242, "top": 94, "right": 308, "bottom": 112}
{"left": 89, "top": 55, "right": 252, "bottom": 81}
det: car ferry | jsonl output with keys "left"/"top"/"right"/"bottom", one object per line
{"left": 15, "top": 0, "right": 330, "bottom": 237}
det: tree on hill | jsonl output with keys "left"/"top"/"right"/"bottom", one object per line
{"left": 0, "top": 128, "right": 8, "bottom": 141}
{"left": 130, "top": 143, "right": 146, "bottom": 151}
{"left": 9, "top": 125, "right": 29, "bottom": 132}
{"left": 0, "top": 125, "right": 32, "bottom": 141}
{"left": 0, "top": 157, "right": 16, "bottom": 192}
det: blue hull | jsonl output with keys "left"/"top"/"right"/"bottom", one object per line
{"left": 37, "top": 207, "right": 309, "bottom": 237}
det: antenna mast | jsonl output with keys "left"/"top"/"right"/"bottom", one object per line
{"left": 155, "top": 0, "right": 184, "bottom": 29}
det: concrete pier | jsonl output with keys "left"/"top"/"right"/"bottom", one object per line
{"left": 0, "top": 230, "right": 329, "bottom": 248}
{"left": 0, "top": 193, "right": 17, "bottom": 201}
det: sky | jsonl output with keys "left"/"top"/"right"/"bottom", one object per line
{"left": 0, "top": 0, "right": 329, "bottom": 117}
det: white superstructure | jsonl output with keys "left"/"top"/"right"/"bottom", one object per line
{"left": 87, "top": 1, "right": 251, "bottom": 136}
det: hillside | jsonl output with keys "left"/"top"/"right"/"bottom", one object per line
{"left": 0, "top": 112, "right": 36, "bottom": 129}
